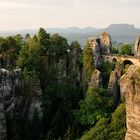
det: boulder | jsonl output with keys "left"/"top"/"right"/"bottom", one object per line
{"left": 120, "top": 65, "right": 140, "bottom": 140}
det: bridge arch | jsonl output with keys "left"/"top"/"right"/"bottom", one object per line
{"left": 121, "top": 60, "right": 134, "bottom": 75}
{"left": 122, "top": 60, "right": 134, "bottom": 69}
{"left": 112, "top": 58, "right": 117, "bottom": 63}
{"left": 101, "top": 54, "right": 140, "bottom": 67}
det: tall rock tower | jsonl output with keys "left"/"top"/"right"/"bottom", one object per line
{"left": 100, "top": 32, "right": 112, "bottom": 54}
{"left": 134, "top": 35, "right": 140, "bottom": 56}
{"left": 88, "top": 37, "right": 100, "bottom": 68}
{"left": 120, "top": 65, "right": 140, "bottom": 140}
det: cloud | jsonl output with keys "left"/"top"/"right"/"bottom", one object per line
{"left": 0, "top": 0, "right": 139, "bottom": 30}
{"left": 75, "top": 0, "right": 140, "bottom": 7}
{"left": 0, "top": 0, "right": 74, "bottom": 7}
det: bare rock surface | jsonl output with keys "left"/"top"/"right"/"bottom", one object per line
{"left": 87, "top": 32, "right": 112, "bottom": 68}
{"left": 88, "top": 37, "right": 100, "bottom": 68}
{"left": 89, "top": 69, "right": 102, "bottom": 88}
{"left": 100, "top": 32, "right": 112, "bottom": 54}
{"left": 0, "top": 68, "right": 43, "bottom": 140}
{"left": 120, "top": 65, "right": 140, "bottom": 140}
{"left": 134, "top": 35, "right": 140, "bottom": 56}
{"left": 108, "top": 71, "right": 117, "bottom": 93}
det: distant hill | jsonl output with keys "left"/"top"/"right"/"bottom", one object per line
{"left": 0, "top": 24, "right": 140, "bottom": 47}
{"left": 98, "top": 24, "right": 140, "bottom": 45}
{"left": 52, "top": 24, "right": 140, "bottom": 47}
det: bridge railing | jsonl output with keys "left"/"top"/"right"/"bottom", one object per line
{"left": 102, "top": 54, "right": 140, "bottom": 59}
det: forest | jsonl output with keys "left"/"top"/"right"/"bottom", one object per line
{"left": 0, "top": 28, "right": 126, "bottom": 140}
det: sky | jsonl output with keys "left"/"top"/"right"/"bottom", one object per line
{"left": 0, "top": 0, "right": 140, "bottom": 30}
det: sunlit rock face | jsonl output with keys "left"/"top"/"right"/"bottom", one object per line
{"left": 88, "top": 37, "right": 100, "bottom": 54}
{"left": 108, "top": 71, "right": 117, "bottom": 93}
{"left": 88, "top": 37, "right": 101, "bottom": 68}
{"left": 100, "top": 32, "right": 112, "bottom": 54}
{"left": 89, "top": 69, "right": 102, "bottom": 88}
{"left": 134, "top": 35, "right": 140, "bottom": 56}
{"left": 87, "top": 32, "right": 112, "bottom": 68}
{"left": 120, "top": 65, "right": 140, "bottom": 140}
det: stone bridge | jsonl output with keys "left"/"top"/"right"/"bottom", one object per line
{"left": 102, "top": 54, "right": 140, "bottom": 67}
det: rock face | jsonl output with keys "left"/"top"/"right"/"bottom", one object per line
{"left": 120, "top": 65, "right": 140, "bottom": 140}
{"left": 89, "top": 69, "right": 102, "bottom": 88}
{"left": 0, "top": 68, "right": 43, "bottom": 140}
{"left": 108, "top": 71, "right": 117, "bottom": 93}
{"left": 88, "top": 37, "right": 100, "bottom": 68}
{"left": 87, "top": 32, "right": 112, "bottom": 68}
{"left": 0, "top": 68, "right": 12, "bottom": 140}
{"left": 134, "top": 35, "right": 140, "bottom": 56}
{"left": 108, "top": 71, "right": 120, "bottom": 109}
{"left": 100, "top": 32, "right": 112, "bottom": 54}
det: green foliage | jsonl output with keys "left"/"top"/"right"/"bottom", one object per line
{"left": 123, "top": 64, "right": 131, "bottom": 74}
{"left": 50, "top": 33, "right": 69, "bottom": 56}
{"left": 120, "top": 44, "right": 132, "bottom": 55}
{"left": 111, "top": 47, "right": 119, "bottom": 54}
{"left": 79, "top": 103, "right": 126, "bottom": 140}
{"left": 83, "top": 43, "right": 94, "bottom": 82}
{"left": 42, "top": 75, "right": 82, "bottom": 140}
{"left": 75, "top": 87, "right": 112, "bottom": 126}
{"left": 0, "top": 36, "right": 21, "bottom": 68}
{"left": 80, "top": 118, "right": 109, "bottom": 140}
{"left": 108, "top": 103, "right": 126, "bottom": 140}
{"left": 23, "top": 68, "right": 39, "bottom": 96}
{"left": 0, "top": 27, "right": 127, "bottom": 140}
{"left": 101, "top": 61, "right": 115, "bottom": 88}
{"left": 38, "top": 27, "right": 50, "bottom": 50}
{"left": 9, "top": 111, "right": 42, "bottom": 140}
{"left": 70, "top": 40, "right": 81, "bottom": 50}
{"left": 17, "top": 37, "right": 41, "bottom": 72}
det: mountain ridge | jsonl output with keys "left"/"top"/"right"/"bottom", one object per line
{"left": 0, "top": 24, "right": 140, "bottom": 46}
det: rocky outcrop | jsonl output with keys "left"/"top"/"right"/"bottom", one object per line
{"left": 0, "top": 68, "right": 12, "bottom": 140}
{"left": 89, "top": 69, "right": 102, "bottom": 88}
{"left": 108, "top": 71, "right": 120, "bottom": 109}
{"left": 134, "top": 35, "right": 140, "bottom": 56}
{"left": 88, "top": 37, "right": 100, "bottom": 68}
{"left": 108, "top": 71, "right": 117, "bottom": 93}
{"left": 70, "top": 47, "right": 82, "bottom": 71}
{"left": 120, "top": 65, "right": 140, "bottom": 140}
{"left": 100, "top": 32, "right": 112, "bottom": 54}
{"left": 0, "top": 68, "right": 43, "bottom": 140}
{"left": 87, "top": 32, "right": 112, "bottom": 68}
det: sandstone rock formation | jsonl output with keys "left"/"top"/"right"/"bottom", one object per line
{"left": 134, "top": 35, "right": 140, "bottom": 56}
{"left": 89, "top": 69, "right": 102, "bottom": 88}
{"left": 0, "top": 68, "right": 43, "bottom": 140}
{"left": 87, "top": 32, "right": 112, "bottom": 68}
{"left": 108, "top": 71, "right": 120, "bottom": 109}
{"left": 120, "top": 65, "right": 140, "bottom": 140}
{"left": 88, "top": 37, "right": 100, "bottom": 68}
{"left": 100, "top": 32, "right": 112, "bottom": 54}
{"left": 0, "top": 68, "right": 12, "bottom": 140}
{"left": 108, "top": 71, "right": 118, "bottom": 93}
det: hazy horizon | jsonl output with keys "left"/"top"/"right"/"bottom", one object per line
{"left": 0, "top": 0, "right": 140, "bottom": 31}
{"left": 0, "top": 23, "right": 140, "bottom": 32}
